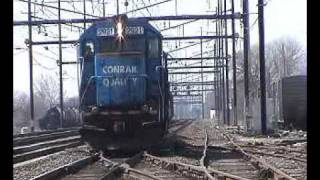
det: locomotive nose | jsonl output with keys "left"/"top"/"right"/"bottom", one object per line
{"left": 95, "top": 55, "right": 147, "bottom": 108}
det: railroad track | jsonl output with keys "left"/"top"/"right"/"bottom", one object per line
{"left": 13, "top": 127, "right": 81, "bottom": 139}
{"left": 36, "top": 150, "right": 223, "bottom": 180}
{"left": 16, "top": 120, "right": 305, "bottom": 180}
{"left": 239, "top": 144, "right": 306, "bottom": 163}
{"left": 216, "top": 126, "right": 306, "bottom": 179}
{"left": 168, "top": 119, "right": 194, "bottom": 135}
{"left": 151, "top": 119, "right": 302, "bottom": 180}
{"left": 13, "top": 128, "right": 83, "bottom": 164}
{"left": 210, "top": 124, "right": 302, "bottom": 180}
{"left": 28, "top": 120, "right": 214, "bottom": 180}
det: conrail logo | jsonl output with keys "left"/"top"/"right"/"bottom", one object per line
{"left": 102, "top": 77, "right": 138, "bottom": 87}
{"left": 102, "top": 65, "right": 138, "bottom": 74}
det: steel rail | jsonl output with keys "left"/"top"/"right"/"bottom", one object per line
{"left": 214, "top": 126, "right": 297, "bottom": 180}
{"left": 13, "top": 141, "right": 82, "bottom": 164}
{"left": 13, "top": 127, "right": 80, "bottom": 139}
{"left": 14, "top": 136, "right": 81, "bottom": 155}
{"left": 200, "top": 129, "right": 215, "bottom": 180}
{"left": 14, "top": 130, "right": 80, "bottom": 147}
{"left": 30, "top": 153, "right": 100, "bottom": 180}
{"left": 144, "top": 152, "right": 251, "bottom": 180}
{"left": 241, "top": 148, "right": 307, "bottom": 163}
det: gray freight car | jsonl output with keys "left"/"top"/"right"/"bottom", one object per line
{"left": 281, "top": 75, "right": 307, "bottom": 130}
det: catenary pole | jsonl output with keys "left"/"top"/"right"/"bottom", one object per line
{"left": 258, "top": 0, "right": 267, "bottom": 134}
{"left": 28, "top": 0, "right": 35, "bottom": 132}
{"left": 224, "top": 0, "right": 230, "bottom": 125}
{"left": 243, "top": 0, "right": 250, "bottom": 130}
{"left": 58, "top": 0, "right": 64, "bottom": 128}
{"left": 231, "top": 0, "right": 237, "bottom": 125}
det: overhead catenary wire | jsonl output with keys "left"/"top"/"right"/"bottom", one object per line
{"left": 14, "top": 0, "right": 243, "bottom": 117}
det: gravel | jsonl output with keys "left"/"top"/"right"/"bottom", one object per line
{"left": 222, "top": 125, "right": 307, "bottom": 180}
{"left": 174, "top": 119, "right": 307, "bottom": 179}
{"left": 263, "top": 156, "right": 307, "bottom": 179}
{"left": 13, "top": 145, "right": 93, "bottom": 180}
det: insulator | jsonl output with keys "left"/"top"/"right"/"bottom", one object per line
{"left": 24, "top": 39, "right": 30, "bottom": 45}
{"left": 124, "top": 1, "right": 129, "bottom": 6}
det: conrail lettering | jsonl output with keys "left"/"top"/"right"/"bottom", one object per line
{"left": 103, "top": 65, "right": 138, "bottom": 74}
{"left": 103, "top": 77, "right": 138, "bottom": 87}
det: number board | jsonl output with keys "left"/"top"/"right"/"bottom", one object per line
{"left": 97, "top": 28, "right": 114, "bottom": 36}
{"left": 97, "top": 26, "right": 144, "bottom": 36}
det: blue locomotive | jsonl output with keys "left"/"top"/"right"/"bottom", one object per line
{"left": 78, "top": 15, "right": 173, "bottom": 150}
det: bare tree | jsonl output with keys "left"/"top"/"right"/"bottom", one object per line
{"left": 34, "top": 74, "right": 65, "bottom": 108}
{"left": 266, "top": 37, "right": 306, "bottom": 82}
{"left": 13, "top": 91, "right": 30, "bottom": 133}
{"left": 235, "top": 37, "right": 306, "bottom": 89}
{"left": 235, "top": 44, "right": 261, "bottom": 97}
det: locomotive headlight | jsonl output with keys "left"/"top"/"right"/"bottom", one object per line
{"left": 113, "top": 14, "right": 128, "bottom": 41}
{"left": 116, "top": 21, "right": 124, "bottom": 40}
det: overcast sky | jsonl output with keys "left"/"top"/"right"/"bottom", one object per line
{"left": 13, "top": 0, "right": 306, "bottom": 98}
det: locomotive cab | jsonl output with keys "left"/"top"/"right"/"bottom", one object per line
{"left": 78, "top": 15, "right": 171, "bottom": 150}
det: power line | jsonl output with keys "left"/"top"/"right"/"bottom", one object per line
{"left": 33, "top": 57, "right": 57, "bottom": 70}
{"left": 14, "top": 49, "right": 28, "bottom": 56}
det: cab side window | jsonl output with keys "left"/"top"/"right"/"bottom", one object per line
{"left": 148, "top": 38, "right": 159, "bottom": 59}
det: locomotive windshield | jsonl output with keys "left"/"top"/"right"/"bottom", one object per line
{"left": 99, "top": 37, "right": 145, "bottom": 54}
{"left": 148, "top": 38, "right": 159, "bottom": 58}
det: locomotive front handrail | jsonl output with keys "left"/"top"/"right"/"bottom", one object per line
{"left": 80, "top": 74, "right": 148, "bottom": 106}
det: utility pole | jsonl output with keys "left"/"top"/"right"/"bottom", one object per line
{"left": 83, "top": 0, "right": 86, "bottom": 29}
{"left": 214, "top": 43, "right": 219, "bottom": 123}
{"left": 231, "top": 0, "right": 237, "bottom": 125}
{"left": 217, "top": 0, "right": 225, "bottom": 124}
{"left": 58, "top": 0, "right": 64, "bottom": 128}
{"left": 220, "top": 0, "right": 226, "bottom": 125}
{"left": 28, "top": 0, "right": 34, "bottom": 132}
{"left": 258, "top": 0, "right": 267, "bottom": 134}
{"left": 103, "top": 0, "right": 106, "bottom": 17}
{"left": 224, "top": 0, "right": 230, "bottom": 125}
{"left": 117, "top": 0, "right": 119, "bottom": 15}
{"left": 243, "top": 0, "right": 250, "bottom": 130}
{"left": 216, "top": 4, "right": 223, "bottom": 125}
{"left": 201, "top": 28, "right": 204, "bottom": 119}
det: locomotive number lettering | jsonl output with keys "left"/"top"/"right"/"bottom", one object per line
{"left": 97, "top": 26, "right": 144, "bottom": 36}
{"left": 97, "top": 28, "right": 114, "bottom": 36}
{"left": 125, "top": 26, "right": 144, "bottom": 35}
{"left": 103, "top": 65, "right": 138, "bottom": 74}
{"left": 103, "top": 77, "right": 138, "bottom": 87}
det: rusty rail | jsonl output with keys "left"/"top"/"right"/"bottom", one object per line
{"left": 144, "top": 152, "right": 251, "bottom": 180}
{"left": 30, "top": 153, "right": 100, "bottom": 180}
{"left": 200, "top": 129, "right": 215, "bottom": 180}
{"left": 214, "top": 126, "right": 297, "bottom": 180}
